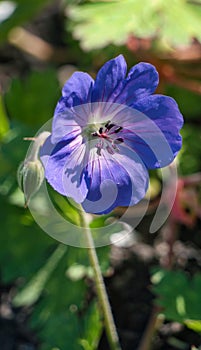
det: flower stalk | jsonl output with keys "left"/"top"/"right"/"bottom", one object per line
{"left": 79, "top": 209, "right": 122, "bottom": 350}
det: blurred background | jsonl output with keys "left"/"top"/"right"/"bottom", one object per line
{"left": 0, "top": 1, "right": 201, "bottom": 349}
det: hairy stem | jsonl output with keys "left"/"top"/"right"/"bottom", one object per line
{"left": 79, "top": 210, "right": 122, "bottom": 350}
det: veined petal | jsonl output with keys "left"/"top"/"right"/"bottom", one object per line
{"left": 91, "top": 55, "right": 127, "bottom": 103}
{"left": 61, "top": 143, "right": 88, "bottom": 203}
{"left": 51, "top": 110, "right": 82, "bottom": 144}
{"left": 40, "top": 134, "right": 88, "bottom": 202}
{"left": 114, "top": 62, "right": 159, "bottom": 106}
{"left": 62, "top": 72, "right": 94, "bottom": 106}
{"left": 111, "top": 101, "right": 182, "bottom": 169}
{"left": 53, "top": 73, "right": 93, "bottom": 140}
{"left": 132, "top": 94, "right": 183, "bottom": 166}
{"left": 82, "top": 146, "right": 149, "bottom": 214}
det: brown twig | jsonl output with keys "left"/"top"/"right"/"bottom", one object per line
{"left": 137, "top": 306, "right": 164, "bottom": 350}
{"left": 8, "top": 27, "right": 70, "bottom": 63}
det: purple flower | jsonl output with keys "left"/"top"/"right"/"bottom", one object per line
{"left": 40, "top": 55, "right": 183, "bottom": 214}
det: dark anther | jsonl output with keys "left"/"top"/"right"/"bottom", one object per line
{"left": 104, "top": 120, "right": 111, "bottom": 129}
{"left": 114, "top": 126, "right": 123, "bottom": 133}
{"left": 114, "top": 137, "right": 124, "bottom": 144}
{"left": 99, "top": 127, "right": 103, "bottom": 134}
{"left": 105, "top": 123, "right": 116, "bottom": 131}
{"left": 92, "top": 132, "right": 98, "bottom": 137}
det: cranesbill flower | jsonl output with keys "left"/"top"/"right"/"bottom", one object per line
{"left": 40, "top": 55, "right": 183, "bottom": 214}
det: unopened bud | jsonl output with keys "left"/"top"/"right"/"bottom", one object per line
{"left": 17, "top": 131, "right": 50, "bottom": 207}
{"left": 18, "top": 159, "right": 44, "bottom": 207}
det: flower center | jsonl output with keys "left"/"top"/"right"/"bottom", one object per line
{"left": 90, "top": 120, "right": 124, "bottom": 156}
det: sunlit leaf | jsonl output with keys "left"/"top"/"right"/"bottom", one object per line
{"left": 67, "top": 0, "right": 201, "bottom": 50}
{"left": 152, "top": 269, "right": 201, "bottom": 328}
{"left": 0, "top": 94, "right": 9, "bottom": 140}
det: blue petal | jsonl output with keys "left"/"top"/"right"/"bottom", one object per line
{"left": 55, "top": 72, "right": 94, "bottom": 115}
{"left": 52, "top": 72, "right": 94, "bottom": 143}
{"left": 120, "top": 131, "right": 170, "bottom": 169}
{"left": 51, "top": 111, "right": 82, "bottom": 144}
{"left": 61, "top": 72, "right": 94, "bottom": 107}
{"left": 91, "top": 55, "right": 127, "bottom": 103}
{"left": 82, "top": 147, "right": 149, "bottom": 214}
{"left": 115, "top": 62, "right": 159, "bottom": 106}
{"left": 40, "top": 134, "right": 88, "bottom": 202}
{"left": 132, "top": 94, "right": 183, "bottom": 167}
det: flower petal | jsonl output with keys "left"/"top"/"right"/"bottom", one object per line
{"left": 82, "top": 146, "right": 149, "bottom": 214}
{"left": 115, "top": 62, "right": 159, "bottom": 106}
{"left": 111, "top": 97, "right": 182, "bottom": 169}
{"left": 51, "top": 110, "right": 82, "bottom": 144}
{"left": 53, "top": 72, "right": 93, "bottom": 136}
{"left": 61, "top": 72, "right": 94, "bottom": 106}
{"left": 132, "top": 94, "right": 183, "bottom": 167}
{"left": 91, "top": 55, "right": 127, "bottom": 103}
{"left": 40, "top": 134, "right": 88, "bottom": 202}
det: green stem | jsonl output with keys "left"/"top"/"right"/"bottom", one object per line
{"left": 79, "top": 210, "right": 122, "bottom": 350}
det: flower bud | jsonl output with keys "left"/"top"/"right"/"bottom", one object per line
{"left": 18, "top": 159, "right": 44, "bottom": 207}
{"left": 17, "top": 131, "right": 50, "bottom": 207}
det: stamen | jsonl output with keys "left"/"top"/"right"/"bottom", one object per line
{"left": 99, "top": 127, "right": 103, "bottom": 134}
{"left": 106, "top": 123, "right": 116, "bottom": 131}
{"left": 105, "top": 120, "right": 111, "bottom": 129}
{"left": 114, "top": 137, "right": 124, "bottom": 144}
{"left": 114, "top": 126, "right": 123, "bottom": 133}
{"left": 92, "top": 132, "right": 98, "bottom": 137}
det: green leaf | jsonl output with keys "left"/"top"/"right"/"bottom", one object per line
{"left": 4, "top": 69, "right": 60, "bottom": 126}
{"left": 48, "top": 187, "right": 81, "bottom": 226}
{"left": 165, "top": 85, "right": 201, "bottom": 119}
{"left": 68, "top": 0, "right": 201, "bottom": 50}
{"left": 0, "top": 94, "right": 9, "bottom": 140}
{"left": 179, "top": 124, "right": 201, "bottom": 175}
{"left": 13, "top": 244, "right": 67, "bottom": 307}
{"left": 0, "top": 196, "right": 54, "bottom": 283}
{"left": 67, "top": 264, "right": 93, "bottom": 281}
{"left": 185, "top": 320, "right": 201, "bottom": 334}
{"left": 152, "top": 269, "right": 201, "bottom": 328}
{"left": 17, "top": 243, "right": 107, "bottom": 350}
{"left": 79, "top": 302, "right": 102, "bottom": 350}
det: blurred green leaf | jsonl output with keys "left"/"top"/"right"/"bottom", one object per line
{"left": 48, "top": 187, "right": 81, "bottom": 226}
{"left": 13, "top": 244, "right": 67, "bottom": 307}
{"left": 68, "top": 0, "right": 201, "bottom": 50}
{"left": 67, "top": 263, "right": 93, "bottom": 281}
{"left": 179, "top": 124, "right": 201, "bottom": 175}
{"left": 0, "top": 196, "right": 55, "bottom": 282}
{"left": 79, "top": 302, "right": 102, "bottom": 350}
{"left": 152, "top": 269, "right": 201, "bottom": 328}
{"left": 185, "top": 320, "right": 201, "bottom": 334}
{"left": 165, "top": 85, "right": 201, "bottom": 119}
{"left": 29, "top": 245, "right": 103, "bottom": 350}
{"left": 0, "top": 123, "right": 36, "bottom": 198}
{"left": 0, "top": 94, "right": 9, "bottom": 140}
{"left": 5, "top": 69, "right": 60, "bottom": 126}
